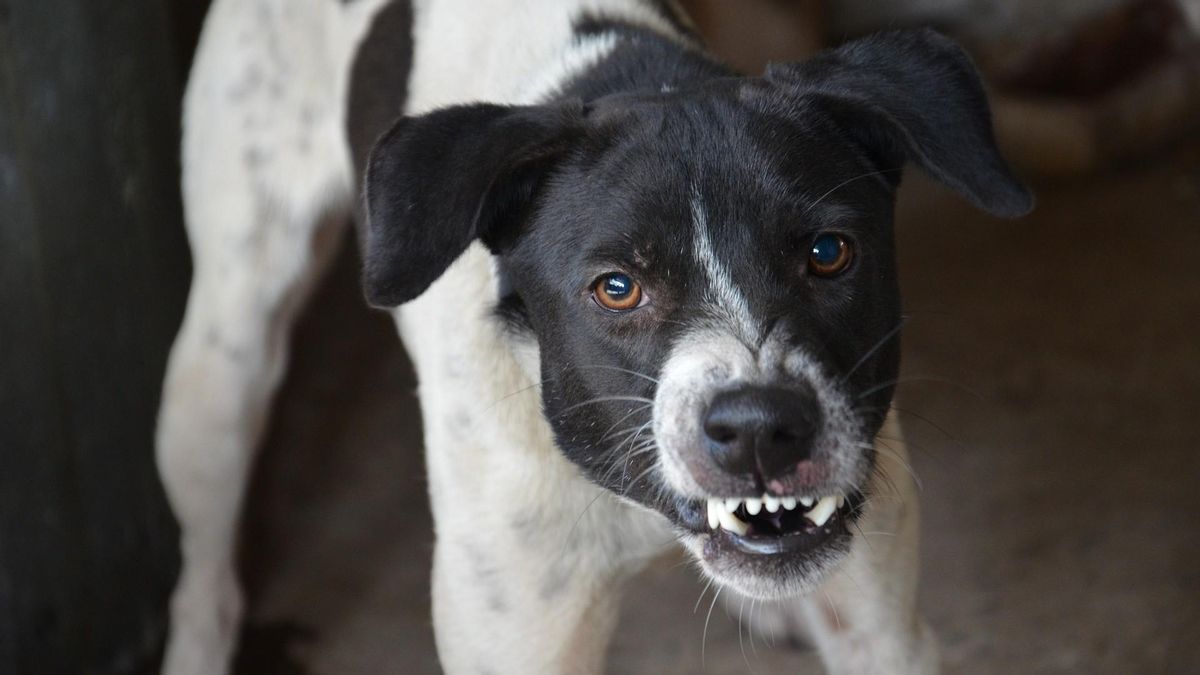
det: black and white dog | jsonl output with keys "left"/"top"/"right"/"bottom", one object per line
{"left": 157, "top": 0, "right": 1031, "bottom": 672}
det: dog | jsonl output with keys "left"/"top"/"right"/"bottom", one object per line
{"left": 156, "top": 0, "right": 1031, "bottom": 672}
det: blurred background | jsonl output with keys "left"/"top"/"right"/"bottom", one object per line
{"left": 1, "top": 0, "right": 1197, "bottom": 673}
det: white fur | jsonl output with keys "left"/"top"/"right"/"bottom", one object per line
{"left": 160, "top": 0, "right": 937, "bottom": 673}
{"left": 690, "top": 192, "right": 758, "bottom": 342}
{"left": 405, "top": 0, "right": 691, "bottom": 110}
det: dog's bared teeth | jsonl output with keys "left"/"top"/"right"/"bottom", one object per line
{"left": 705, "top": 498, "right": 750, "bottom": 534}
{"left": 707, "top": 494, "right": 845, "bottom": 534}
{"left": 804, "top": 495, "right": 840, "bottom": 527}
{"left": 716, "top": 507, "right": 749, "bottom": 535}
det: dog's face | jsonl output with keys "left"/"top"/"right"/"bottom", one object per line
{"left": 494, "top": 96, "right": 908, "bottom": 597}
{"left": 364, "top": 30, "right": 1031, "bottom": 599}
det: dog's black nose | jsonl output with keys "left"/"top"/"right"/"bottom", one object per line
{"left": 703, "top": 385, "right": 821, "bottom": 480}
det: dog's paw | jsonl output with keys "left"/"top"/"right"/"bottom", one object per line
{"left": 161, "top": 565, "right": 244, "bottom": 675}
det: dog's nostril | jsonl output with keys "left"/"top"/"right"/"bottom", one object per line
{"left": 772, "top": 429, "right": 796, "bottom": 444}
{"left": 704, "top": 423, "right": 738, "bottom": 444}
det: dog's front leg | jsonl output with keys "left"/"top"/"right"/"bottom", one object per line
{"left": 157, "top": 2, "right": 366, "bottom": 670}
{"left": 800, "top": 453, "right": 939, "bottom": 675}
{"left": 422, "top": 427, "right": 672, "bottom": 674}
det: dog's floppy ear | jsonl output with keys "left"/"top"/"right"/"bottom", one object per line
{"left": 765, "top": 29, "right": 1033, "bottom": 218}
{"left": 362, "top": 103, "right": 583, "bottom": 307}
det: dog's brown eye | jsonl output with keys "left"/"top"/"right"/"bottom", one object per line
{"left": 807, "top": 233, "right": 854, "bottom": 277}
{"left": 592, "top": 273, "right": 643, "bottom": 311}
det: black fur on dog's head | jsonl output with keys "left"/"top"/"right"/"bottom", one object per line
{"left": 363, "top": 29, "right": 1030, "bottom": 598}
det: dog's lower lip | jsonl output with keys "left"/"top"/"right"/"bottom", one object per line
{"left": 719, "top": 513, "right": 847, "bottom": 555}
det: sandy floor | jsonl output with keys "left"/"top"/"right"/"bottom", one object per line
{"left": 234, "top": 146, "right": 1200, "bottom": 674}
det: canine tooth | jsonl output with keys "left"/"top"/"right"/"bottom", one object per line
{"left": 744, "top": 498, "right": 762, "bottom": 516}
{"left": 763, "top": 494, "right": 781, "bottom": 513}
{"left": 836, "top": 495, "right": 846, "bottom": 509}
{"left": 781, "top": 496, "right": 798, "bottom": 510}
{"left": 707, "top": 499, "right": 720, "bottom": 529}
{"left": 805, "top": 496, "right": 839, "bottom": 527}
{"left": 799, "top": 496, "right": 815, "bottom": 508}
{"left": 724, "top": 498, "right": 741, "bottom": 513}
{"left": 717, "top": 508, "right": 750, "bottom": 535}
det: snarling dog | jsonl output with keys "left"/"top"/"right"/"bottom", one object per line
{"left": 157, "top": 0, "right": 1031, "bottom": 672}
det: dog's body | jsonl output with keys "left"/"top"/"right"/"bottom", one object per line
{"left": 158, "top": 1, "right": 1029, "bottom": 673}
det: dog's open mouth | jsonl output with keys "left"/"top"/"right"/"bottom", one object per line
{"left": 702, "top": 493, "right": 855, "bottom": 555}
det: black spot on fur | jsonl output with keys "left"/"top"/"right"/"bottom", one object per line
{"left": 228, "top": 63, "right": 264, "bottom": 101}
{"left": 462, "top": 543, "right": 508, "bottom": 614}
{"left": 243, "top": 146, "right": 269, "bottom": 169}
{"left": 346, "top": 0, "right": 413, "bottom": 183}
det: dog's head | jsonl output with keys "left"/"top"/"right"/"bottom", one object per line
{"left": 363, "top": 30, "right": 1031, "bottom": 599}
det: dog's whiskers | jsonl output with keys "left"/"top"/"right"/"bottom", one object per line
{"left": 569, "top": 364, "right": 661, "bottom": 384}
{"left": 748, "top": 597, "right": 760, "bottom": 657}
{"left": 599, "top": 404, "right": 654, "bottom": 441}
{"left": 860, "top": 455, "right": 904, "bottom": 503}
{"left": 605, "top": 422, "right": 653, "bottom": 443}
{"left": 693, "top": 577, "right": 715, "bottom": 614}
{"left": 855, "top": 495, "right": 905, "bottom": 511}
{"left": 701, "top": 586, "right": 724, "bottom": 668}
{"left": 737, "top": 595, "right": 756, "bottom": 674}
{"left": 849, "top": 518, "right": 878, "bottom": 555}
{"left": 562, "top": 419, "right": 656, "bottom": 554}
{"left": 873, "top": 438, "right": 923, "bottom": 492}
{"left": 875, "top": 434, "right": 943, "bottom": 467}
{"left": 596, "top": 431, "right": 649, "bottom": 487}
{"left": 554, "top": 489, "right": 608, "bottom": 567}
{"left": 621, "top": 463, "right": 658, "bottom": 496}
{"left": 558, "top": 395, "right": 654, "bottom": 415}
{"left": 802, "top": 167, "right": 903, "bottom": 216}
{"left": 822, "top": 589, "right": 843, "bottom": 632}
{"left": 888, "top": 405, "right": 958, "bottom": 443}
{"left": 481, "top": 377, "right": 551, "bottom": 412}
{"left": 592, "top": 418, "right": 655, "bottom": 490}
{"left": 840, "top": 318, "right": 906, "bottom": 383}
{"left": 856, "top": 375, "right": 986, "bottom": 402}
